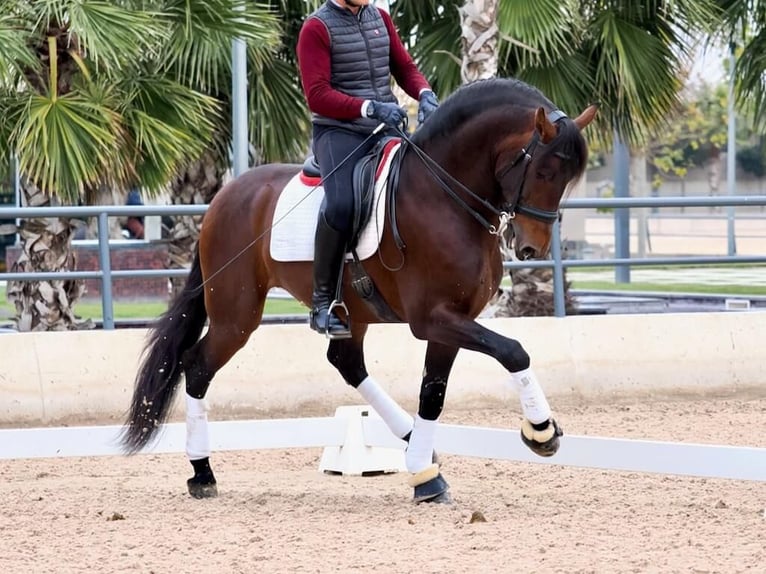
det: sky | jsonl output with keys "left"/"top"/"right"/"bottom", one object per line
{"left": 689, "top": 43, "right": 728, "bottom": 86}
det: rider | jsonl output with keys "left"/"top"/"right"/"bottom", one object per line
{"left": 297, "top": 0, "right": 439, "bottom": 338}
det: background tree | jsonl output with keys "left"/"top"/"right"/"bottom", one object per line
{"left": 160, "top": 0, "right": 317, "bottom": 296}
{"left": 648, "top": 81, "right": 729, "bottom": 202}
{"left": 0, "top": 0, "right": 302, "bottom": 330}
{"left": 718, "top": 0, "right": 766, "bottom": 125}
{"left": 393, "top": 0, "right": 723, "bottom": 316}
{"left": 394, "top": 0, "right": 721, "bottom": 146}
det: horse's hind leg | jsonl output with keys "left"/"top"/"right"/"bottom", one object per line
{"left": 327, "top": 324, "right": 413, "bottom": 439}
{"left": 182, "top": 283, "right": 268, "bottom": 499}
{"left": 406, "top": 341, "right": 457, "bottom": 504}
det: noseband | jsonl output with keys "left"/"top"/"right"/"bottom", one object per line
{"left": 494, "top": 109, "right": 568, "bottom": 224}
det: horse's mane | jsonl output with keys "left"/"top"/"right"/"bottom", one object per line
{"left": 412, "top": 77, "right": 588, "bottom": 181}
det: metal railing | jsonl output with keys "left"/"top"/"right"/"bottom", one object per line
{"left": 1, "top": 196, "right": 766, "bottom": 328}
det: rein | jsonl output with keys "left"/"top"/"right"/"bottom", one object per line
{"left": 396, "top": 109, "right": 567, "bottom": 235}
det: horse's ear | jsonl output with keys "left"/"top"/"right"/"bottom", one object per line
{"left": 574, "top": 104, "right": 599, "bottom": 131}
{"left": 534, "top": 107, "right": 557, "bottom": 144}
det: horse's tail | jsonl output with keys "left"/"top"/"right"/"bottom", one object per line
{"left": 120, "top": 250, "right": 208, "bottom": 454}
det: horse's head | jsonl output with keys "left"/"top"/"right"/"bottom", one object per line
{"left": 496, "top": 104, "right": 598, "bottom": 260}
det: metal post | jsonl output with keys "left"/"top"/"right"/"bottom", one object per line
{"left": 726, "top": 42, "right": 737, "bottom": 256}
{"left": 613, "top": 136, "right": 631, "bottom": 283}
{"left": 97, "top": 212, "right": 114, "bottom": 330}
{"left": 231, "top": 8, "right": 249, "bottom": 179}
{"left": 13, "top": 153, "right": 21, "bottom": 234}
{"left": 550, "top": 219, "right": 566, "bottom": 317}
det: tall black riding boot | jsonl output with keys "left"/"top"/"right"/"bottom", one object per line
{"left": 310, "top": 214, "right": 351, "bottom": 338}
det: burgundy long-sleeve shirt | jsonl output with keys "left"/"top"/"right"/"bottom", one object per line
{"left": 297, "top": 8, "right": 431, "bottom": 120}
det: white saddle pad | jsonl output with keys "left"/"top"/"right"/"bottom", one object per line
{"left": 269, "top": 140, "right": 402, "bottom": 262}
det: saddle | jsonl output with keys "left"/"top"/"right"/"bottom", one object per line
{"left": 301, "top": 136, "right": 405, "bottom": 323}
{"left": 301, "top": 136, "right": 405, "bottom": 252}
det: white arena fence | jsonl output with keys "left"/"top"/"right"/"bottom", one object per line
{"left": 1, "top": 311, "right": 764, "bottom": 483}
{"left": 2, "top": 406, "right": 765, "bottom": 483}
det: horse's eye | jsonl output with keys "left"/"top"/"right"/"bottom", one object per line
{"left": 536, "top": 169, "right": 554, "bottom": 181}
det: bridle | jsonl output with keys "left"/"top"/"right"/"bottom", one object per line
{"left": 397, "top": 109, "right": 568, "bottom": 237}
{"left": 494, "top": 109, "right": 568, "bottom": 225}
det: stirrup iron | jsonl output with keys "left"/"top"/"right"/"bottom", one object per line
{"left": 324, "top": 299, "right": 351, "bottom": 340}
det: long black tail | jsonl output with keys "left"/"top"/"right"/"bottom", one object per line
{"left": 120, "top": 251, "right": 208, "bottom": 454}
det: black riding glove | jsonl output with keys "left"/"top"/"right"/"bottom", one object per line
{"left": 417, "top": 90, "right": 439, "bottom": 126}
{"left": 367, "top": 101, "right": 407, "bottom": 127}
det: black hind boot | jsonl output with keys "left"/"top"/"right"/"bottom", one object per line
{"left": 310, "top": 214, "right": 351, "bottom": 339}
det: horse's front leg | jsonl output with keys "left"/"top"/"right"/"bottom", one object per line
{"left": 414, "top": 310, "right": 562, "bottom": 458}
{"left": 327, "top": 327, "right": 443, "bottom": 500}
{"left": 406, "top": 341, "right": 457, "bottom": 503}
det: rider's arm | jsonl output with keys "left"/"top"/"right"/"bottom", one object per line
{"left": 297, "top": 17, "right": 367, "bottom": 120}
{"left": 380, "top": 11, "right": 432, "bottom": 100}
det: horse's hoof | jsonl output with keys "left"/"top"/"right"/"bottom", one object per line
{"left": 409, "top": 464, "right": 450, "bottom": 503}
{"left": 520, "top": 418, "right": 563, "bottom": 457}
{"left": 187, "top": 477, "right": 218, "bottom": 499}
{"left": 187, "top": 457, "right": 218, "bottom": 498}
{"left": 414, "top": 474, "right": 451, "bottom": 504}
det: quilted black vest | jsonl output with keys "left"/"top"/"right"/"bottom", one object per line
{"left": 310, "top": 1, "right": 398, "bottom": 132}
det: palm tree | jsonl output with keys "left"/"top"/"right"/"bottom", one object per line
{"left": 718, "top": 0, "right": 766, "bottom": 125}
{"left": 393, "top": 0, "right": 722, "bottom": 315}
{"left": 458, "top": 0, "right": 499, "bottom": 83}
{"left": 162, "top": 0, "right": 318, "bottom": 296}
{"left": 0, "top": 1, "right": 288, "bottom": 330}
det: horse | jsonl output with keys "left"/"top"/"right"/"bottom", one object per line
{"left": 121, "top": 77, "right": 597, "bottom": 503}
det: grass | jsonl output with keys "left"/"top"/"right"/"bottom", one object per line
{"left": 3, "top": 263, "right": 765, "bottom": 322}
{"left": 569, "top": 281, "right": 766, "bottom": 296}
{"left": 568, "top": 263, "right": 766, "bottom": 273}
{"left": 0, "top": 285, "right": 308, "bottom": 321}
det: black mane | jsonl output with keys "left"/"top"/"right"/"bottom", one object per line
{"left": 412, "top": 78, "right": 554, "bottom": 145}
{"left": 412, "top": 77, "right": 587, "bottom": 181}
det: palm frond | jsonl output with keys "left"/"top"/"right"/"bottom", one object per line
{"left": 586, "top": 9, "right": 686, "bottom": 144}
{"left": 498, "top": 0, "right": 582, "bottom": 69}
{"left": 391, "top": 0, "right": 463, "bottom": 97}
{"left": 249, "top": 56, "right": 311, "bottom": 163}
{"left": 160, "top": 0, "right": 281, "bottom": 93}
{"left": 14, "top": 93, "right": 124, "bottom": 201}
{"left": 118, "top": 75, "right": 221, "bottom": 192}
{"left": 735, "top": 27, "right": 766, "bottom": 126}
{"left": 0, "top": 12, "right": 39, "bottom": 84}
{"left": 48, "top": 0, "right": 167, "bottom": 69}
{"left": 515, "top": 52, "right": 595, "bottom": 114}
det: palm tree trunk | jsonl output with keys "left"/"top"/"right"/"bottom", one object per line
{"left": 707, "top": 147, "right": 721, "bottom": 213}
{"left": 6, "top": 182, "right": 91, "bottom": 331}
{"left": 459, "top": 0, "right": 499, "bottom": 83}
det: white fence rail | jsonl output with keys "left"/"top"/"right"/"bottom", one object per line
{"left": 3, "top": 408, "right": 764, "bottom": 483}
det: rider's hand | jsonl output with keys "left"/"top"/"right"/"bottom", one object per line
{"left": 367, "top": 101, "right": 407, "bottom": 127}
{"left": 417, "top": 90, "right": 439, "bottom": 126}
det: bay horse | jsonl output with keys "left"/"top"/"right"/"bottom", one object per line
{"left": 121, "top": 77, "right": 597, "bottom": 503}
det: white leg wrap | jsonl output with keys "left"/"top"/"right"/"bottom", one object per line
{"left": 405, "top": 415, "right": 438, "bottom": 473}
{"left": 357, "top": 376, "right": 413, "bottom": 438}
{"left": 186, "top": 394, "right": 211, "bottom": 461}
{"left": 509, "top": 368, "right": 551, "bottom": 424}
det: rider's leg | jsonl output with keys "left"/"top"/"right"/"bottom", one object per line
{"left": 309, "top": 125, "right": 377, "bottom": 338}
{"left": 310, "top": 212, "right": 352, "bottom": 338}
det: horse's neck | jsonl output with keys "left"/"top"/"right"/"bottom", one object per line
{"left": 414, "top": 126, "right": 503, "bottom": 206}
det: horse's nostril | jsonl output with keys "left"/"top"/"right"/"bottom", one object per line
{"left": 519, "top": 246, "right": 536, "bottom": 260}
